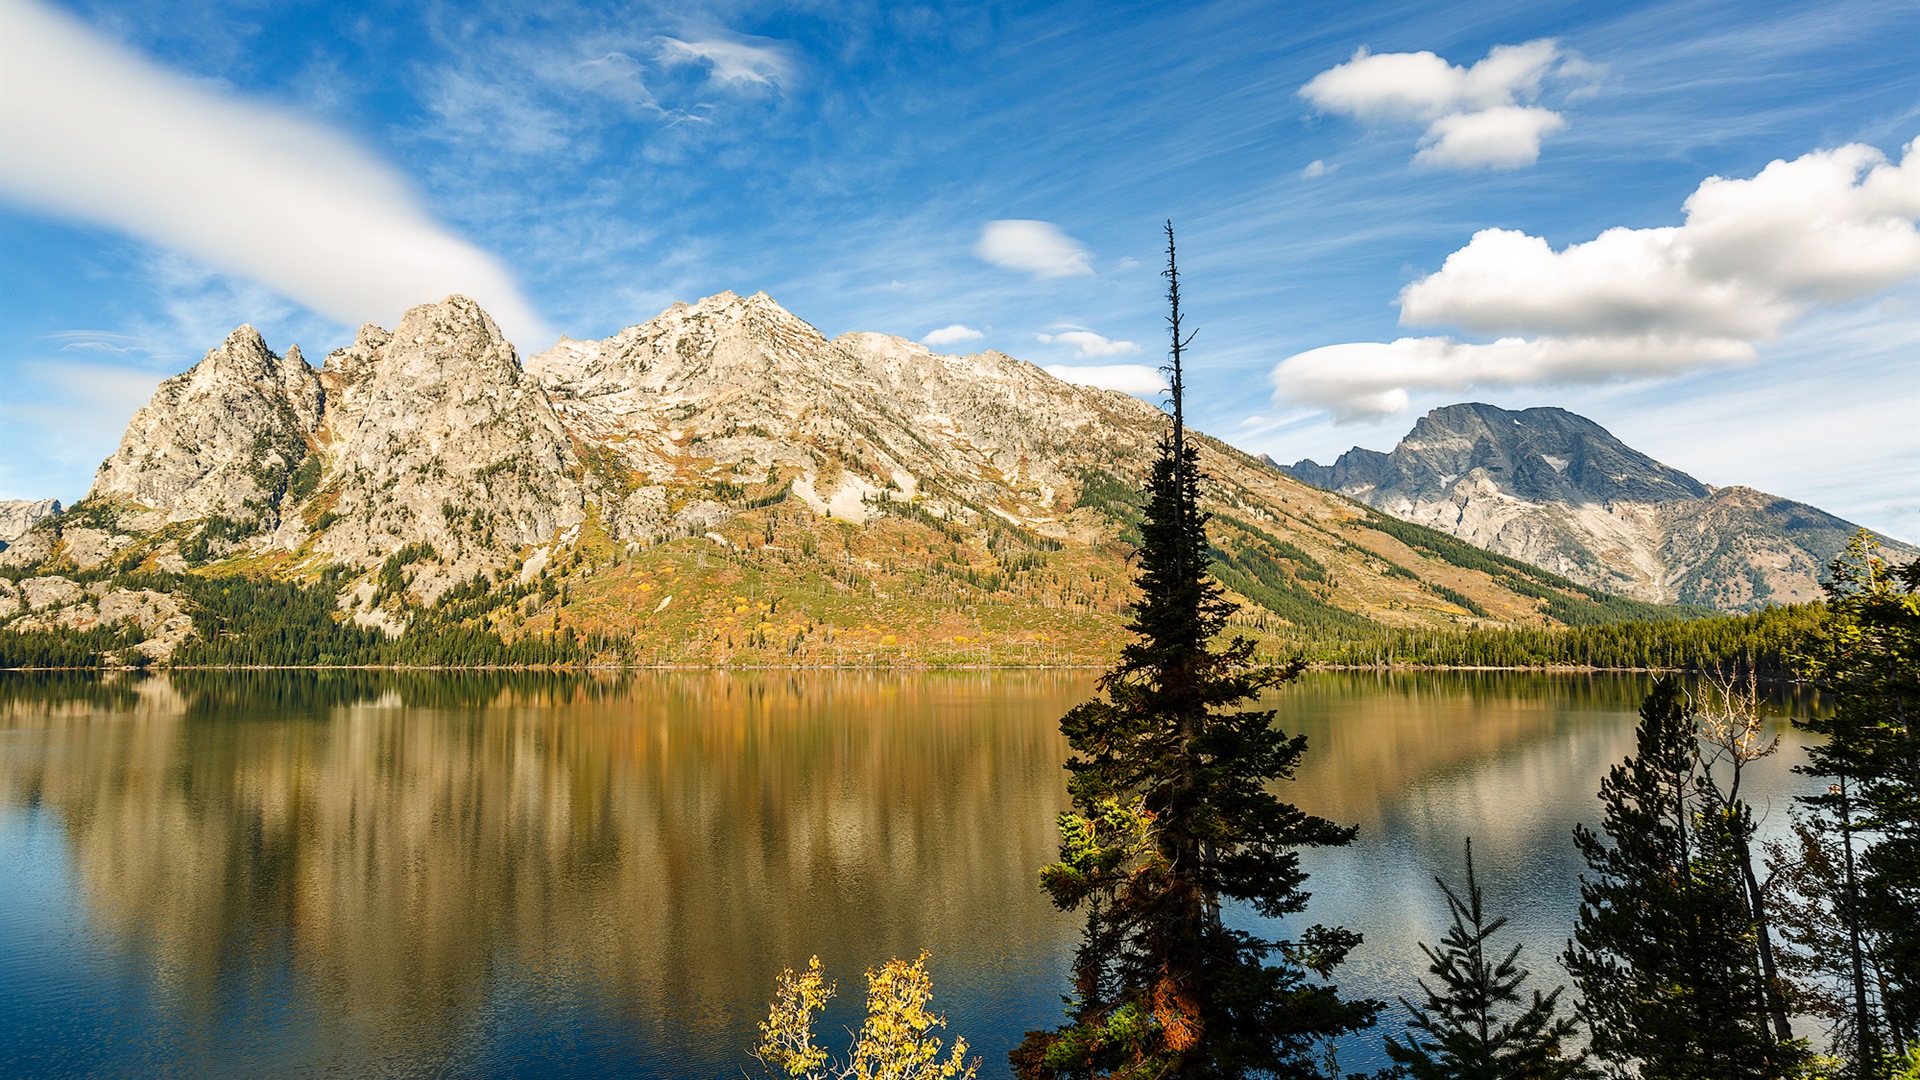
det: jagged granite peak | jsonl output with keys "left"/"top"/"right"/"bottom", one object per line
{"left": 313, "top": 295, "right": 585, "bottom": 569}
{"left": 1284, "top": 402, "right": 1914, "bottom": 610}
{"left": 530, "top": 290, "right": 1164, "bottom": 538}
{"left": 531, "top": 290, "right": 833, "bottom": 403}
{"left": 90, "top": 323, "right": 323, "bottom": 523}
{"left": 0, "top": 499, "right": 62, "bottom": 544}
{"left": 1288, "top": 403, "right": 1707, "bottom": 505}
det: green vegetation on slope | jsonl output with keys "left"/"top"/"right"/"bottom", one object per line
{"left": 1353, "top": 511, "right": 1707, "bottom": 626}
{"left": 1300, "top": 602, "right": 1824, "bottom": 675}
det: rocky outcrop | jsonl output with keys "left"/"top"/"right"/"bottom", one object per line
{"left": 312, "top": 297, "right": 585, "bottom": 570}
{"left": 0, "top": 499, "right": 61, "bottom": 545}
{"left": 70, "top": 297, "right": 585, "bottom": 596}
{"left": 1284, "top": 403, "right": 1915, "bottom": 610}
{"left": 91, "top": 325, "right": 322, "bottom": 527}
{"left": 0, "top": 575, "right": 195, "bottom": 660}
{"left": 528, "top": 290, "right": 1158, "bottom": 541}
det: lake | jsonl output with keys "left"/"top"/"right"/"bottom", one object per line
{"left": 0, "top": 670, "right": 1823, "bottom": 1077}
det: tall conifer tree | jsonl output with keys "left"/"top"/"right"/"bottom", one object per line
{"left": 1563, "top": 677, "right": 1788, "bottom": 1079}
{"left": 1795, "top": 532, "right": 1920, "bottom": 1068}
{"left": 1012, "top": 225, "right": 1375, "bottom": 1080}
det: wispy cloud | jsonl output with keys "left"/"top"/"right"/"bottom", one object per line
{"left": 0, "top": 358, "right": 165, "bottom": 501}
{"left": 1301, "top": 39, "right": 1586, "bottom": 170}
{"left": 47, "top": 330, "right": 153, "bottom": 354}
{"left": 974, "top": 220, "right": 1096, "bottom": 278}
{"left": 922, "top": 324, "right": 984, "bottom": 347}
{"left": 657, "top": 35, "right": 797, "bottom": 89}
{"left": 1270, "top": 139, "right": 1920, "bottom": 419}
{"left": 0, "top": 0, "right": 550, "bottom": 346}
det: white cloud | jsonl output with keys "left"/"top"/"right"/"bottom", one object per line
{"left": 1300, "top": 40, "right": 1578, "bottom": 170}
{"left": 1044, "top": 364, "right": 1166, "bottom": 397}
{"left": 1037, "top": 329, "right": 1140, "bottom": 357}
{"left": 1413, "top": 106, "right": 1566, "bottom": 170}
{"left": 974, "top": 220, "right": 1095, "bottom": 278}
{"left": 923, "top": 324, "right": 984, "bottom": 347}
{"left": 1271, "top": 139, "right": 1920, "bottom": 418}
{"left": 0, "top": 0, "right": 550, "bottom": 347}
{"left": 1301, "top": 159, "right": 1333, "bottom": 178}
{"left": 1272, "top": 334, "right": 1757, "bottom": 420}
{"left": 656, "top": 35, "right": 796, "bottom": 89}
{"left": 1301, "top": 40, "right": 1562, "bottom": 121}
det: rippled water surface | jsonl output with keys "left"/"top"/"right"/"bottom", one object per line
{"left": 0, "top": 670, "right": 1822, "bottom": 1077}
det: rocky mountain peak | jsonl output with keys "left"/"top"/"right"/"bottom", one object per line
{"left": 527, "top": 289, "right": 831, "bottom": 404}
{"left": 1295, "top": 402, "right": 1709, "bottom": 506}
{"left": 320, "top": 321, "right": 394, "bottom": 395}
{"left": 1283, "top": 401, "right": 1913, "bottom": 609}
{"left": 91, "top": 324, "right": 322, "bottom": 524}
{"left": 312, "top": 295, "right": 583, "bottom": 573}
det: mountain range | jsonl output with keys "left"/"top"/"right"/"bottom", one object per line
{"left": 0, "top": 293, "right": 1829, "bottom": 663}
{"left": 1282, "top": 403, "right": 1913, "bottom": 611}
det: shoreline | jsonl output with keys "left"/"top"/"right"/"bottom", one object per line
{"left": 0, "top": 661, "right": 1798, "bottom": 677}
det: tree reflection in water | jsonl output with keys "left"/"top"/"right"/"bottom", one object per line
{"left": 0, "top": 670, "right": 1822, "bottom": 1077}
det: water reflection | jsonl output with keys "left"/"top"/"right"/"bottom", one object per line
{"left": 0, "top": 672, "right": 1087, "bottom": 1078}
{"left": 1261, "top": 671, "right": 1820, "bottom": 1067}
{"left": 0, "top": 671, "right": 1824, "bottom": 1077}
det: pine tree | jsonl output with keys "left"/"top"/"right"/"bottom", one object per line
{"left": 1794, "top": 531, "right": 1920, "bottom": 1068}
{"left": 1012, "top": 224, "right": 1375, "bottom": 1080}
{"left": 1385, "top": 840, "right": 1590, "bottom": 1080}
{"left": 1563, "top": 677, "right": 1788, "bottom": 1079}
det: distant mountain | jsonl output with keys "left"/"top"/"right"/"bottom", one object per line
{"left": 3, "top": 298, "right": 1696, "bottom": 664}
{"left": 0, "top": 500, "right": 61, "bottom": 549}
{"left": 1281, "top": 403, "right": 1914, "bottom": 611}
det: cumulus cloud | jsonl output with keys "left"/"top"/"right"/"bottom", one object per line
{"left": 1037, "top": 329, "right": 1140, "bottom": 357}
{"left": 1301, "top": 159, "right": 1333, "bottom": 178}
{"left": 1414, "top": 106, "right": 1566, "bottom": 170}
{"left": 1300, "top": 39, "right": 1578, "bottom": 170}
{"left": 922, "top": 324, "right": 984, "bottom": 347}
{"left": 975, "top": 220, "right": 1095, "bottom": 278}
{"left": 656, "top": 35, "right": 796, "bottom": 88}
{"left": 1043, "top": 364, "right": 1166, "bottom": 397}
{"left": 1272, "top": 139, "right": 1920, "bottom": 418}
{"left": 0, "top": 0, "right": 550, "bottom": 346}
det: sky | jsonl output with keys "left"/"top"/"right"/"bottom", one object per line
{"left": 1, "top": 0, "right": 1916, "bottom": 539}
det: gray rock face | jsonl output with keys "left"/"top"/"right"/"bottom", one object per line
{"left": 0, "top": 499, "right": 61, "bottom": 544}
{"left": 33, "top": 291, "right": 1759, "bottom": 650}
{"left": 22, "top": 575, "right": 83, "bottom": 611}
{"left": 91, "top": 325, "right": 322, "bottom": 526}
{"left": 73, "top": 297, "right": 584, "bottom": 596}
{"left": 528, "top": 290, "right": 1162, "bottom": 540}
{"left": 314, "top": 297, "right": 585, "bottom": 568}
{"left": 1284, "top": 403, "right": 1915, "bottom": 610}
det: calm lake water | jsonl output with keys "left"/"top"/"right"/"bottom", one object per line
{"left": 0, "top": 670, "right": 1823, "bottom": 1078}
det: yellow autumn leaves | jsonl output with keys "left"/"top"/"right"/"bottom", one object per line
{"left": 752, "top": 952, "right": 978, "bottom": 1080}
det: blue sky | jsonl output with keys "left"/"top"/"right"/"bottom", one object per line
{"left": 2, "top": 0, "right": 1916, "bottom": 538}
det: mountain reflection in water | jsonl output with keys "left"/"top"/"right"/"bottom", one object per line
{"left": 0, "top": 671, "right": 1822, "bottom": 1078}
